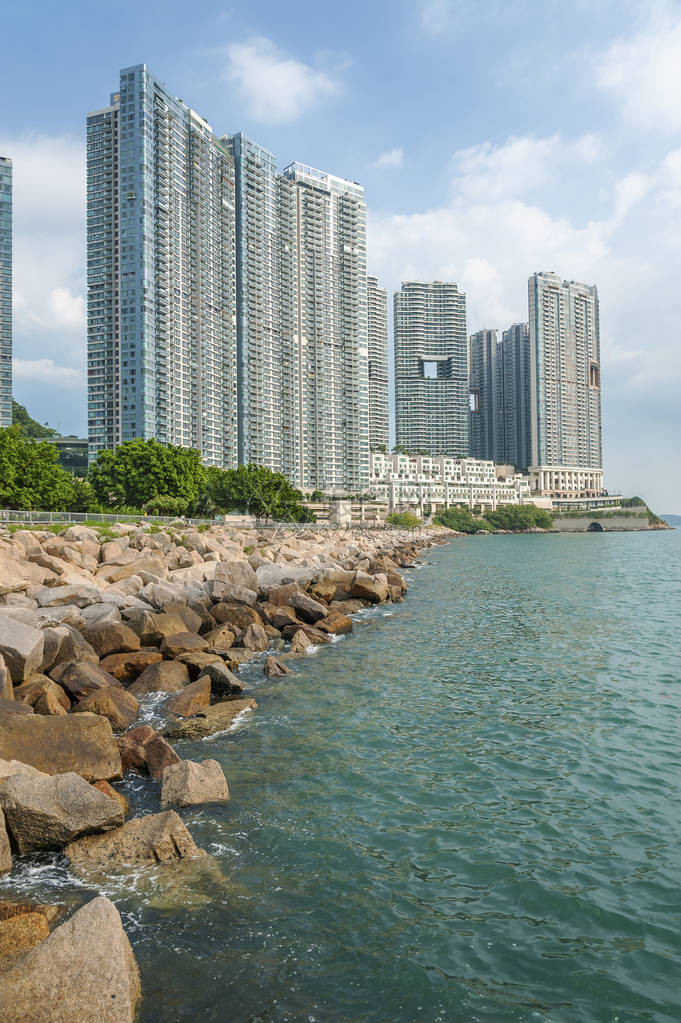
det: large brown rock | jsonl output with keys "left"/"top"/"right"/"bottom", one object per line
{"left": 65, "top": 811, "right": 206, "bottom": 872}
{"left": 260, "top": 603, "right": 301, "bottom": 631}
{"left": 99, "top": 649, "right": 163, "bottom": 681}
{"left": 264, "top": 655, "right": 292, "bottom": 677}
{"left": 127, "top": 658, "right": 190, "bottom": 697}
{"left": 0, "top": 771, "right": 124, "bottom": 854}
{"left": 129, "top": 611, "right": 187, "bottom": 646}
{"left": 238, "top": 621, "right": 269, "bottom": 652}
{"left": 84, "top": 621, "right": 141, "bottom": 657}
{"left": 163, "top": 698, "right": 257, "bottom": 740}
{"left": 201, "top": 624, "right": 235, "bottom": 654}
{"left": 166, "top": 676, "right": 211, "bottom": 718}
{"left": 351, "top": 571, "right": 389, "bottom": 603}
{"left": 0, "top": 712, "right": 122, "bottom": 782}
{"left": 0, "top": 899, "right": 64, "bottom": 927}
{"left": 284, "top": 623, "right": 331, "bottom": 645}
{"left": 160, "top": 631, "right": 209, "bottom": 658}
{"left": 71, "top": 687, "right": 139, "bottom": 732}
{"left": 290, "top": 628, "right": 312, "bottom": 654}
{"left": 0, "top": 808, "right": 10, "bottom": 874}
{"left": 0, "top": 619, "right": 44, "bottom": 682}
{"left": 266, "top": 582, "right": 302, "bottom": 607}
{"left": 288, "top": 591, "right": 328, "bottom": 624}
{"left": 56, "top": 661, "right": 121, "bottom": 701}
{"left": 212, "top": 559, "right": 258, "bottom": 594}
{"left": 160, "top": 759, "right": 229, "bottom": 809}
{"left": 212, "top": 603, "right": 263, "bottom": 630}
{"left": 0, "top": 912, "right": 50, "bottom": 967}
{"left": 34, "top": 688, "right": 68, "bottom": 716}
{"left": 0, "top": 896, "right": 141, "bottom": 1023}
{"left": 13, "top": 675, "right": 71, "bottom": 712}
{"left": 117, "top": 725, "right": 181, "bottom": 779}
{"left": 176, "top": 653, "right": 244, "bottom": 698}
{"left": 316, "top": 612, "right": 353, "bottom": 635}
{"left": 48, "top": 625, "right": 99, "bottom": 671}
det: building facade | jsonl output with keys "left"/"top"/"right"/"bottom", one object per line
{"left": 370, "top": 450, "right": 531, "bottom": 514}
{"left": 367, "top": 274, "right": 389, "bottom": 451}
{"left": 528, "top": 272, "right": 603, "bottom": 496}
{"left": 282, "top": 163, "right": 369, "bottom": 494}
{"left": 394, "top": 281, "right": 468, "bottom": 457}
{"left": 87, "top": 67, "right": 370, "bottom": 493}
{"left": 0, "top": 157, "right": 12, "bottom": 428}
{"left": 498, "top": 322, "right": 531, "bottom": 471}
{"left": 469, "top": 328, "right": 498, "bottom": 461}
{"left": 87, "top": 65, "right": 238, "bottom": 466}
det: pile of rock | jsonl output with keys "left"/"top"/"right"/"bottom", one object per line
{"left": 0, "top": 520, "right": 446, "bottom": 1012}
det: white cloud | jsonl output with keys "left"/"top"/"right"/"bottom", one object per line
{"left": 223, "top": 37, "right": 342, "bottom": 123}
{"left": 596, "top": 3, "right": 681, "bottom": 132}
{"left": 13, "top": 359, "right": 82, "bottom": 388}
{"left": 450, "top": 133, "right": 602, "bottom": 202}
{"left": 373, "top": 147, "right": 404, "bottom": 170}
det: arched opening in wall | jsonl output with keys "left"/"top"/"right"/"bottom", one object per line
{"left": 587, "top": 521, "right": 604, "bottom": 532}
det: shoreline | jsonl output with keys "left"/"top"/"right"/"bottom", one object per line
{"left": 0, "top": 520, "right": 449, "bottom": 1018}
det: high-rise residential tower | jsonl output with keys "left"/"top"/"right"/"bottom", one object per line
{"left": 0, "top": 156, "right": 12, "bottom": 428}
{"left": 87, "top": 65, "right": 238, "bottom": 466}
{"left": 498, "top": 322, "right": 531, "bottom": 471}
{"left": 282, "top": 163, "right": 369, "bottom": 493}
{"left": 224, "top": 133, "right": 287, "bottom": 471}
{"left": 528, "top": 272, "right": 602, "bottom": 494}
{"left": 367, "top": 274, "right": 389, "bottom": 451}
{"left": 469, "top": 329, "right": 498, "bottom": 461}
{"left": 87, "top": 67, "right": 370, "bottom": 494}
{"left": 394, "top": 281, "right": 468, "bottom": 457}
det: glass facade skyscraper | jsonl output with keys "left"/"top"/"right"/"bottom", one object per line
{"left": 394, "top": 281, "right": 468, "bottom": 457}
{"left": 87, "top": 67, "right": 370, "bottom": 492}
{"left": 0, "top": 156, "right": 12, "bottom": 428}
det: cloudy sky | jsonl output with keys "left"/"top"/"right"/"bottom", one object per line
{"left": 1, "top": 0, "right": 680, "bottom": 510}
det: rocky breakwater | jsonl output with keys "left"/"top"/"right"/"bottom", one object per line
{"left": 0, "top": 519, "right": 447, "bottom": 1016}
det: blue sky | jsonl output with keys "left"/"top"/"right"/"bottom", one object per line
{"left": 1, "top": 0, "right": 680, "bottom": 510}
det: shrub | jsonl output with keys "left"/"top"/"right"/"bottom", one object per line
{"left": 386, "top": 511, "right": 422, "bottom": 528}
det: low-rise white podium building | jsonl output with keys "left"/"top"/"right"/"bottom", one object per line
{"left": 370, "top": 451, "right": 532, "bottom": 515}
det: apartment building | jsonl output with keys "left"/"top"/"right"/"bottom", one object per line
{"left": 469, "top": 328, "right": 498, "bottom": 461}
{"left": 367, "top": 274, "right": 389, "bottom": 451}
{"left": 370, "top": 450, "right": 531, "bottom": 514}
{"left": 528, "top": 272, "right": 603, "bottom": 496}
{"left": 498, "top": 322, "right": 531, "bottom": 471}
{"left": 86, "top": 65, "right": 238, "bottom": 465}
{"left": 87, "top": 67, "right": 370, "bottom": 492}
{"left": 394, "top": 281, "right": 468, "bottom": 457}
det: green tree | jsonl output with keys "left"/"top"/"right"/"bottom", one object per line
{"left": 435, "top": 506, "right": 488, "bottom": 533}
{"left": 484, "top": 505, "right": 554, "bottom": 531}
{"left": 204, "top": 463, "right": 315, "bottom": 522}
{"left": 0, "top": 427, "right": 76, "bottom": 510}
{"left": 88, "top": 439, "right": 206, "bottom": 509}
{"left": 67, "top": 477, "right": 100, "bottom": 513}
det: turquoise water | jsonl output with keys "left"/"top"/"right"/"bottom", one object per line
{"left": 3, "top": 532, "right": 681, "bottom": 1021}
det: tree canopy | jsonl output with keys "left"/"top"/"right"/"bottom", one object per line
{"left": 0, "top": 427, "right": 80, "bottom": 510}
{"left": 204, "top": 463, "right": 314, "bottom": 522}
{"left": 88, "top": 439, "right": 206, "bottom": 510}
